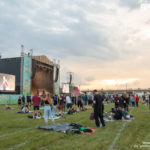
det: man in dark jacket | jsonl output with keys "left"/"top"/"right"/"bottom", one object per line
{"left": 93, "top": 90, "right": 105, "bottom": 128}
{"left": 118, "top": 95, "right": 124, "bottom": 108}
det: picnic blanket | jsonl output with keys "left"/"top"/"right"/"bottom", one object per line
{"left": 38, "top": 123, "right": 96, "bottom": 134}
{"left": 27, "top": 116, "right": 61, "bottom": 120}
{"left": 17, "top": 111, "right": 33, "bottom": 114}
{"left": 104, "top": 115, "right": 134, "bottom": 122}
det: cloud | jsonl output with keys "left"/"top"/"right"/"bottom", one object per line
{"left": 102, "top": 79, "right": 140, "bottom": 85}
{"left": 118, "top": 0, "right": 141, "bottom": 9}
{"left": 85, "top": 76, "right": 95, "bottom": 82}
{"left": 0, "top": 0, "right": 150, "bottom": 89}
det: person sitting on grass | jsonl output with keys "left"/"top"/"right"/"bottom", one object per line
{"left": 32, "top": 90, "right": 41, "bottom": 118}
{"left": 22, "top": 105, "right": 29, "bottom": 113}
{"left": 18, "top": 96, "right": 22, "bottom": 108}
{"left": 5, "top": 105, "right": 12, "bottom": 110}
{"left": 113, "top": 107, "right": 123, "bottom": 120}
{"left": 17, "top": 105, "right": 29, "bottom": 113}
{"left": 112, "top": 107, "right": 133, "bottom": 120}
{"left": 122, "top": 108, "right": 133, "bottom": 120}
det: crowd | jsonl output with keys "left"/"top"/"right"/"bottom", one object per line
{"left": 142, "top": 94, "right": 150, "bottom": 105}
{"left": 17, "top": 89, "right": 149, "bottom": 128}
{"left": 113, "top": 94, "right": 140, "bottom": 110}
{"left": 17, "top": 90, "right": 93, "bottom": 125}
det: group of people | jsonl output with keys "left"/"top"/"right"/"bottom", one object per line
{"left": 17, "top": 90, "right": 100, "bottom": 127}
{"left": 92, "top": 92, "right": 142, "bottom": 127}
{"left": 24, "top": 90, "right": 74, "bottom": 125}
{"left": 17, "top": 89, "right": 144, "bottom": 128}
{"left": 113, "top": 94, "right": 140, "bottom": 110}
{"left": 38, "top": 89, "right": 106, "bottom": 128}
{"left": 68, "top": 93, "right": 94, "bottom": 106}
{"left": 18, "top": 95, "right": 31, "bottom": 107}
{"left": 142, "top": 94, "right": 150, "bottom": 105}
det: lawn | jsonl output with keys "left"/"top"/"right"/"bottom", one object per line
{"left": 0, "top": 102, "right": 150, "bottom": 150}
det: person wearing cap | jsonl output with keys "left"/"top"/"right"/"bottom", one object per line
{"left": 93, "top": 90, "right": 105, "bottom": 128}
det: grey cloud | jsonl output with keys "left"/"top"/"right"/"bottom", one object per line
{"left": 118, "top": 0, "right": 141, "bottom": 9}
{"left": 0, "top": 0, "right": 144, "bottom": 62}
{"left": 85, "top": 76, "right": 95, "bottom": 82}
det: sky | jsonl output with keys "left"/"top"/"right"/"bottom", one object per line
{"left": 0, "top": 0, "right": 150, "bottom": 90}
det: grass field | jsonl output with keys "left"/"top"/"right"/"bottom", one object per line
{"left": 0, "top": 102, "right": 150, "bottom": 150}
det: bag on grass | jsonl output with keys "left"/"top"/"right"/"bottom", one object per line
{"left": 90, "top": 113, "right": 94, "bottom": 120}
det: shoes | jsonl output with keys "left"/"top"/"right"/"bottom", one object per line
{"left": 96, "top": 125, "right": 106, "bottom": 128}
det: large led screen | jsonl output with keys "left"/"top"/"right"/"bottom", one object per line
{"left": 0, "top": 73, "right": 15, "bottom": 91}
{"left": 62, "top": 83, "right": 69, "bottom": 93}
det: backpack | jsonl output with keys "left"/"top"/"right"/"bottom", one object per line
{"left": 114, "top": 110, "right": 123, "bottom": 120}
{"left": 90, "top": 113, "right": 94, "bottom": 120}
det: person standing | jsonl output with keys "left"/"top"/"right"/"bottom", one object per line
{"left": 136, "top": 95, "right": 139, "bottom": 107}
{"left": 57, "top": 94, "right": 64, "bottom": 117}
{"left": 101, "top": 92, "right": 105, "bottom": 113}
{"left": 88, "top": 95, "right": 93, "bottom": 105}
{"left": 43, "top": 93, "right": 54, "bottom": 125}
{"left": 53, "top": 95, "right": 58, "bottom": 113}
{"left": 26, "top": 94, "right": 31, "bottom": 107}
{"left": 119, "top": 95, "right": 124, "bottom": 108}
{"left": 63, "top": 95, "right": 66, "bottom": 112}
{"left": 32, "top": 90, "right": 41, "bottom": 118}
{"left": 145, "top": 94, "right": 149, "bottom": 106}
{"left": 142, "top": 95, "right": 145, "bottom": 102}
{"left": 130, "top": 95, "right": 135, "bottom": 107}
{"left": 50, "top": 96, "right": 55, "bottom": 120}
{"left": 18, "top": 96, "right": 22, "bottom": 108}
{"left": 114, "top": 94, "right": 119, "bottom": 108}
{"left": 83, "top": 93, "right": 88, "bottom": 106}
{"left": 22, "top": 95, "right": 25, "bottom": 105}
{"left": 66, "top": 95, "right": 72, "bottom": 111}
{"left": 41, "top": 90, "right": 46, "bottom": 106}
{"left": 93, "top": 90, "right": 105, "bottom": 128}
{"left": 125, "top": 94, "right": 129, "bottom": 112}
{"left": 77, "top": 95, "right": 83, "bottom": 111}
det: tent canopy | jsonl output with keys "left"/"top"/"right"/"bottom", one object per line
{"left": 73, "top": 88, "right": 84, "bottom": 95}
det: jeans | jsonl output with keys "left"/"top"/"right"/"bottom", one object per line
{"left": 126, "top": 105, "right": 129, "bottom": 112}
{"left": 51, "top": 106, "right": 55, "bottom": 118}
{"left": 84, "top": 101, "right": 88, "bottom": 105}
{"left": 44, "top": 105, "right": 54, "bottom": 123}
{"left": 63, "top": 104, "right": 66, "bottom": 112}
{"left": 132, "top": 102, "right": 135, "bottom": 107}
{"left": 94, "top": 113, "right": 105, "bottom": 127}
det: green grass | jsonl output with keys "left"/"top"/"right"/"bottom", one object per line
{"left": 0, "top": 102, "right": 150, "bottom": 150}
